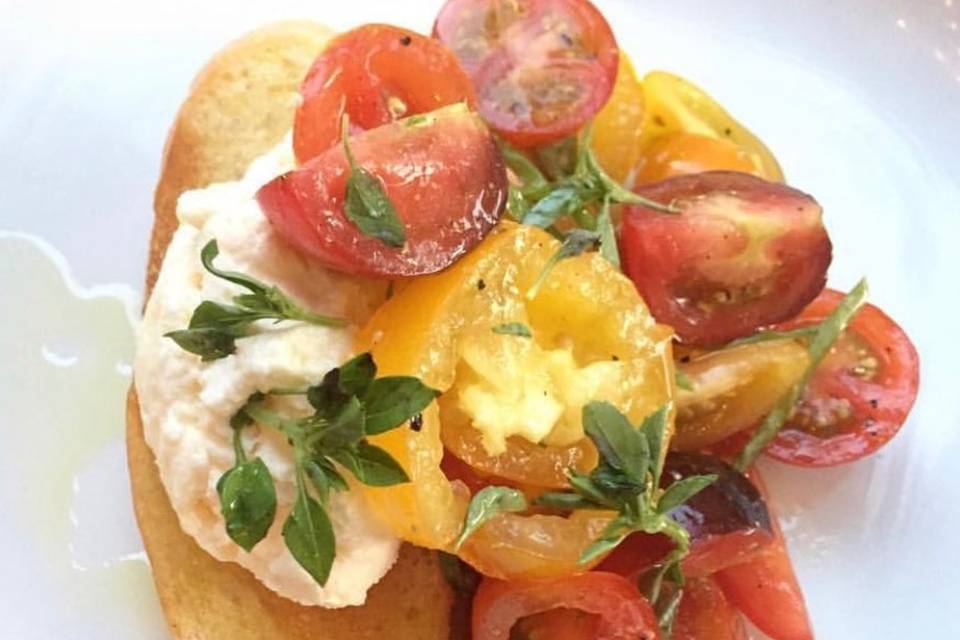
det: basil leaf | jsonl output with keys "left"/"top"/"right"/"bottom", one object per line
{"left": 657, "top": 474, "right": 717, "bottom": 514}
{"left": 568, "top": 469, "right": 621, "bottom": 508}
{"left": 188, "top": 300, "right": 267, "bottom": 329}
{"left": 522, "top": 186, "right": 583, "bottom": 228}
{"left": 578, "top": 516, "right": 631, "bottom": 564}
{"left": 165, "top": 327, "right": 236, "bottom": 361}
{"left": 492, "top": 322, "right": 532, "bottom": 338}
{"left": 283, "top": 480, "right": 336, "bottom": 586}
{"left": 337, "top": 353, "right": 377, "bottom": 397}
{"left": 314, "top": 397, "right": 365, "bottom": 450}
{"left": 641, "top": 405, "right": 671, "bottom": 487}
{"left": 534, "top": 491, "right": 602, "bottom": 510}
{"left": 500, "top": 143, "right": 550, "bottom": 198}
{"left": 454, "top": 486, "right": 527, "bottom": 550}
{"left": 335, "top": 442, "right": 409, "bottom": 486}
{"left": 342, "top": 121, "right": 406, "bottom": 248}
{"left": 583, "top": 401, "right": 649, "bottom": 486}
{"left": 595, "top": 196, "right": 620, "bottom": 269}
{"left": 734, "top": 278, "right": 868, "bottom": 470}
{"left": 362, "top": 376, "right": 439, "bottom": 434}
{"left": 305, "top": 457, "right": 348, "bottom": 503}
{"left": 216, "top": 458, "right": 277, "bottom": 552}
{"left": 590, "top": 461, "right": 644, "bottom": 496}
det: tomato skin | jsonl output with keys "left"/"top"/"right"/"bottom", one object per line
{"left": 621, "top": 172, "right": 832, "bottom": 346}
{"left": 293, "top": 24, "right": 476, "bottom": 163}
{"left": 472, "top": 572, "right": 660, "bottom": 640}
{"left": 674, "top": 577, "right": 747, "bottom": 640}
{"left": 766, "top": 289, "right": 920, "bottom": 466}
{"left": 634, "top": 133, "right": 758, "bottom": 185}
{"left": 434, "top": 0, "right": 619, "bottom": 147}
{"left": 715, "top": 469, "right": 813, "bottom": 640}
{"left": 258, "top": 106, "right": 507, "bottom": 277}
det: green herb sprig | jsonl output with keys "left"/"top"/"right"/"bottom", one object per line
{"left": 217, "top": 352, "right": 438, "bottom": 585}
{"left": 165, "top": 240, "right": 345, "bottom": 361}
{"left": 526, "top": 229, "right": 601, "bottom": 299}
{"left": 492, "top": 322, "right": 533, "bottom": 338}
{"left": 537, "top": 403, "right": 715, "bottom": 565}
{"left": 733, "top": 278, "right": 869, "bottom": 470}
{"left": 454, "top": 486, "right": 528, "bottom": 550}
{"left": 341, "top": 115, "right": 407, "bottom": 248}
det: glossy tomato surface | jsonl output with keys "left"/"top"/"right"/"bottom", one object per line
{"left": 472, "top": 572, "right": 659, "bottom": 640}
{"left": 766, "top": 289, "right": 920, "bottom": 466}
{"left": 715, "top": 468, "right": 813, "bottom": 640}
{"left": 674, "top": 577, "right": 747, "bottom": 640}
{"left": 620, "top": 172, "right": 832, "bottom": 346}
{"left": 433, "top": 0, "right": 619, "bottom": 147}
{"left": 634, "top": 133, "right": 757, "bottom": 184}
{"left": 293, "top": 24, "right": 475, "bottom": 163}
{"left": 258, "top": 105, "right": 506, "bottom": 277}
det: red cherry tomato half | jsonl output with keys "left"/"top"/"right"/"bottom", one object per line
{"left": 433, "top": 0, "right": 619, "bottom": 148}
{"left": 620, "top": 172, "right": 832, "bottom": 346}
{"left": 765, "top": 289, "right": 920, "bottom": 466}
{"left": 258, "top": 105, "right": 507, "bottom": 277}
{"left": 293, "top": 24, "right": 476, "bottom": 163}
{"left": 472, "top": 572, "right": 660, "bottom": 640}
{"left": 715, "top": 469, "right": 813, "bottom": 640}
{"left": 674, "top": 577, "right": 747, "bottom": 640}
{"left": 511, "top": 608, "right": 601, "bottom": 640}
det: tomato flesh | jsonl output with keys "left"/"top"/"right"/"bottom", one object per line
{"left": 620, "top": 172, "right": 832, "bottom": 346}
{"left": 635, "top": 133, "right": 757, "bottom": 185}
{"left": 512, "top": 608, "right": 600, "bottom": 640}
{"left": 258, "top": 105, "right": 507, "bottom": 277}
{"left": 674, "top": 577, "right": 747, "bottom": 640}
{"left": 472, "top": 572, "right": 660, "bottom": 640}
{"left": 766, "top": 289, "right": 920, "bottom": 466}
{"left": 715, "top": 468, "right": 813, "bottom": 640}
{"left": 434, "top": 0, "right": 619, "bottom": 147}
{"left": 293, "top": 24, "right": 476, "bottom": 163}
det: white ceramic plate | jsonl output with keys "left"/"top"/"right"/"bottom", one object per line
{"left": 2, "top": 1, "right": 958, "bottom": 637}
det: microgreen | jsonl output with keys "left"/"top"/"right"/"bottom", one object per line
{"left": 217, "top": 352, "right": 439, "bottom": 585}
{"left": 527, "top": 229, "right": 601, "bottom": 299}
{"left": 341, "top": 115, "right": 407, "bottom": 248}
{"left": 492, "top": 322, "right": 533, "bottom": 338}
{"left": 453, "top": 486, "right": 528, "bottom": 551}
{"left": 733, "top": 278, "right": 869, "bottom": 471}
{"left": 165, "top": 240, "right": 345, "bottom": 361}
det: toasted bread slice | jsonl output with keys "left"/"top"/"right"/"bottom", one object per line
{"left": 127, "top": 21, "right": 452, "bottom": 639}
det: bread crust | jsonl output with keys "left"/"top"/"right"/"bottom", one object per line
{"left": 128, "top": 21, "right": 452, "bottom": 639}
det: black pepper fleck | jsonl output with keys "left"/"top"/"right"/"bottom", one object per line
{"left": 399, "top": 35, "right": 412, "bottom": 46}
{"left": 410, "top": 413, "right": 423, "bottom": 432}
{"left": 477, "top": 279, "right": 486, "bottom": 291}
{"left": 869, "top": 398, "right": 879, "bottom": 409}
{"left": 680, "top": 355, "right": 691, "bottom": 364}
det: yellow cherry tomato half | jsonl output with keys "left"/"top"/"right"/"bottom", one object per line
{"left": 590, "top": 54, "right": 645, "bottom": 186}
{"left": 633, "top": 132, "right": 757, "bottom": 185}
{"left": 356, "top": 222, "right": 674, "bottom": 578}
{"left": 672, "top": 339, "right": 809, "bottom": 451}
{"left": 637, "top": 71, "right": 784, "bottom": 182}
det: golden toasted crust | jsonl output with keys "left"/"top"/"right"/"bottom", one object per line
{"left": 128, "top": 21, "right": 452, "bottom": 639}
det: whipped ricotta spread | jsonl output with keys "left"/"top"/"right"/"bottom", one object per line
{"left": 134, "top": 135, "right": 397, "bottom": 607}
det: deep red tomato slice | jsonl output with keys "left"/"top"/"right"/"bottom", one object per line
{"left": 293, "top": 24, "right": 476, "bottom": 163}
{"left": 620, "top": 172, "right": 832, "bottom": 346}
{"left": 715, "top": 469, "right": 813, "bottom": 640}
{"left": 258, "top": 105, "right": 507, "bottom": 277}
{"left": 674, "top": 577, "right": 747, "bottom": 640}
{"left": 472, "top": 572, "right": 659, "bottom": 640}
{"left": 433, "top": 0, "right": 619, "bottom": 147}
{"left": 764, "top": 289, "right": 920, "bottom": 466}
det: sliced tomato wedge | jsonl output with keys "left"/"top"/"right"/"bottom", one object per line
{"left": 258, "top": 105, "right": 507, "bottom": 277}
{"left": 472, "top": 572, "right": 660, "bottom": 640}
{"left": 715, "top": 468, "right": 813, "bottom": 640}
{"left": 433, "top": 0, "right": 619, "bottom": 147}
{"left": 674, "top": 577, "right": 747, "bottom": 640}
{"left": 765, "top": 289, "right": 920, "bottom": 466}
{"left": 598, "top": 453, "right": 773, "bottom": 580}
{"left": 620, "top": 172, "right": 832, "bottom": 346}
{"left": 293, "top": 24, "right": 476, "bottom": 163}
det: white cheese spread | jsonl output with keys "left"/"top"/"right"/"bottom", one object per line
{"left": 134, "top": 135, "right": 397, "bottom": 607}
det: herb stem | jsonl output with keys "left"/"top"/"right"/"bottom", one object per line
{"left": 232, "top": 427, "right": 247, "bottom": 463}
{"left": 734, "top": 279, "right": 869, "bottom": 470}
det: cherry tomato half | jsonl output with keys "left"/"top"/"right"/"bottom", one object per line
{"left": 765, "top": 289, "right": 920, "bottom": 466}
{"left": 258, "top": 105, "right": 507, "bottom": 277}
{"left": 434, "top": 0, "right": 619, "bottom": 147}
{"left": 293, "top": 24, "right": 476, "bottom": 163}
{"left": 674, "top": 577, "right": 747, "bottom": 640}
{"left": 620, "top": 172, "right": 832, "bottom": 346}
{"left": 472, "top": 572, "right": 660, "bottom": 640}
{"left": 715, "top": 469, "right": 813, "bottom": 640}
{"left": 634, "top": 133, "right": 758, "bottom": 185}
